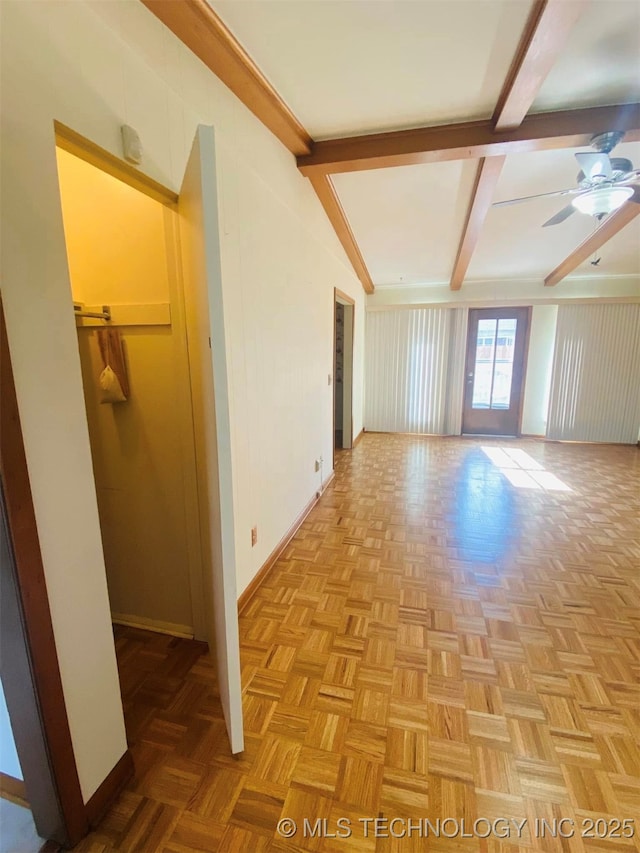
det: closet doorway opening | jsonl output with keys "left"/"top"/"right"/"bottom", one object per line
{"left": 53, "top": 123, "right": 244, "bottom": 757}
{"left": 55, "top": 139, "right": 206, "bottom": 644}
{"left": 53, "top": 123, "right": 244, "bottom": 759}
{"left": 334, "top": 289, "right": 355, "bottom": 456}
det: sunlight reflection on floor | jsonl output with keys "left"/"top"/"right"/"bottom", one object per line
{"left": 481, "top": 446, "right": 572, "bottom": 492}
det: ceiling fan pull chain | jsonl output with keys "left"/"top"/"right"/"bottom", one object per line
{"left": 591, "top": 218, "right": 602, "bottom": 266}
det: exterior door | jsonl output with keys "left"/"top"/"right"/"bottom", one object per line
{"left": 179, "top": 126, "right": 244, "bottom": 754}
{"left": 462, "top": 307, "right": 530, "bottom": 436}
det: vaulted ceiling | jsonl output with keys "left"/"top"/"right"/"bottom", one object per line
{"left": 143, "top": 0, "right": 640, "bottom": 294}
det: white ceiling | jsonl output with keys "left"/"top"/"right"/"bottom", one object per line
{"left": 333, "top": 161, "right": 479, "bottom": 286}
{"left": 211, "top": 0, "right": 534, "bottom": 138}
{"left": 534, "top": 0, "right": 640, "bottom": 113}
{"left": 210, "top": 0, "right": 640, "bottom": 289}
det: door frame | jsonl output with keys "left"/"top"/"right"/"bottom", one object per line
{"left": 1, "top": 301, "right": 88, "bottom": 847}
{"left": 461, "top": 305, "right": 532, "bottom": 437}
{"left": 333, "top": 288, "right": 355, "bottom": 456}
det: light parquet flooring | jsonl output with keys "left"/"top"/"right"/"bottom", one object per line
{"left": 76, "top": 436, "right": 640, "bottom": 853}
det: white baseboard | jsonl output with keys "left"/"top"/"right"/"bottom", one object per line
{"left": 111, "top": 613, "right": 194, "bottom": 639}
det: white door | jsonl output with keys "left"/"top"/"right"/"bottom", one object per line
{"left": 179, "top": 126, "right": 244, "bottom": 753}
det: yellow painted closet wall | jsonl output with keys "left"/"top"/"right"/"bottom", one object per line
{"left": 56, "top": 147, "right": 196, "bottom": 635}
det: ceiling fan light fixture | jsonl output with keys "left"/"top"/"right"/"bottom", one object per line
{"left": 571, "top": 185, "right": 633, "bottom": 217}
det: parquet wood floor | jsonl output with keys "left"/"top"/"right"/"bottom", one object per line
{"left": 75, "top": 436, "right": 640, "bottom": 853}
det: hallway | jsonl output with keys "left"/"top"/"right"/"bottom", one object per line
{"left": 77, "top": 435, "right": 640, "bottom": 852}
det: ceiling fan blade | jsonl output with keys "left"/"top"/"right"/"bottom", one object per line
{"left": 542, "top": 204, "right": 577, "bottom": 227}
{"left": 575, "top": 151, "right": 612, "bottom": 180}
{"left": 619, "top": 170, "right": 640, "bottom": 184}
{"left": 493, "top": 187, "right": 578, "bottom": 207}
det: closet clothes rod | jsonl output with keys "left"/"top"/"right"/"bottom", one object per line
{"left": 74, "top": 304, "right": 111, "bottom": 321}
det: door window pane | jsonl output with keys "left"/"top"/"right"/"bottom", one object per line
{"left": 490, "top": 318, "right": 517, "bottom": 409}
{"left": 472, "top": 319, "right": 496, "bottom": 408}
{"left": 472, "top": 317, "right": 518, "bottom": 410}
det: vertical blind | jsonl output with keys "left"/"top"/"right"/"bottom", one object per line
{"left": 365, "top": 307, "right": 467, "bottom": 435}
{"left": 547, "top": 303, "right": 640, "bottom": 443}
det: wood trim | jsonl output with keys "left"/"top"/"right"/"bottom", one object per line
{"left": 322, "top": 471, "right": 336, "bottom": 492}
{"left": 310, "top": 175, "right": 375, "bottom": 293}
{"left": 297, "top": 103, "right": 640, "bottom": 176}
{"left": 516, "top": 305, "right": 534, "bottom": 437}
{"left": 238, "top": 478, "right": 334, "bottom": 616}
{"left": 0, "top": 303, "right": 88, "bottom": 846}
{"left": 493, "top": 0, "right": 586, "bottom": 130}
{"left": 450, "top": 157, "right": 506, "bottom": 290}
{"left": 334, "top": 288, "right": 356, "bottom": 450}
{"left": 353, "top": 428, "right": 364, "bottom": 447}
{"left": 84, "top": 751, "right": 134, "bottom": 828}
{"left": 545, "top": 438, "right": 639, "bottom": 447}
{"left": 545, "top": 194, "right": 640, "bottom": 286}
{"left": 0, "top": 772, "right": 28, "bottom": 808}
{"left": 361, "top": 430, "right": 448, "bottom": 437}
{"left": 54, "top": 122, "right": 179, "bottom": 206}
{"left": 140, "top": 0, "right": 311, "bottom": 157}
{"left": 335, "top": 288, "right": 356, "bottom": 306}
{"left": 332, "top": 295, "right": 337, "bottom": 461}
{"left": 110, "top": 614, "right": 194, "bottom": 639}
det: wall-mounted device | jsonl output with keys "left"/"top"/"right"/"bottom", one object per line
{"left": 121, "top": 125, "right": 142, "bottom": 165}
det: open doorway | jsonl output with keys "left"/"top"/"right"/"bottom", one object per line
{"left": 55, "top": 142, "right": 206, "bottom": 643}
{"left": 53, "top": 123, "right": 244, "bottom": 756}
{"left": 334, "top": 289, "right": 355, "bottom": 455}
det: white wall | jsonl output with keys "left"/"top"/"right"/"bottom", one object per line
{"left": 0, "top": 680, "right": 22, "bottom": 781}
{"left": 0, "top": 0, "right": 364, "bottom": 799}
{"left": 522, "top": 305, "right": 557, "bottom": 435}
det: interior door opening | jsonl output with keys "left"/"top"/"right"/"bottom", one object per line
{"left": 462, "top": 307, "right": 530, "bottom": 437}
{"left": 55, "top": 144, "right": 206, "bottom": 643}
{"left": 334, "top": 290, "right": 355, "bottom": 454}
{"left": 53, "top": 122, "right": 244, "bottom": 756}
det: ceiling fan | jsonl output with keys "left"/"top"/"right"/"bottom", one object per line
{"left": 493, "top": 131, "right": 640, "bottom": 227}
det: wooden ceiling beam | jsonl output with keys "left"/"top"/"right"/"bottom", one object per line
{"left": 545, "top": 191, "right": 640, "bottom": 286}
{"left": 309, "top": 176, "right": 375, "bottom": 294}
{"left": 298, "top": 104, "right": 640, "bottom": 177}
{"left": 450, "top": 1, "right": 585, "bottom": 290}
{"left": 450, "top": 157, "right": 506, "bottom": 291}
{"left": 141, "top": 0, "right": 377, "bottom": 293}
{"left": 493, "top": 0, "right": 587, "bottom": 131}
{"left": 140, "top": 0, "right": 311, "bottom": 156}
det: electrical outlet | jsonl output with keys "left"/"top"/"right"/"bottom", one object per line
{"left": 251, "top": 526, "right": 258, "bottom": 547}
{"left": 315, "top": 459, "right": 320, "bottom": 472}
